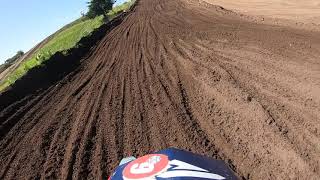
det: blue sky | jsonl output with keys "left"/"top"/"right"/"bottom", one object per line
{"left": 0, "top": 0, "right": 127, "bottom": 64}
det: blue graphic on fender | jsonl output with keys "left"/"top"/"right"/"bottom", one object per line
{"left": 109, "top": 148, "right": 238, "bottom": 180}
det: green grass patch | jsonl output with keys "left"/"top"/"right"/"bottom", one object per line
{"left": 108, "top": 1, "right": 135, "bottom": 18}
{"left": 0, "top": 1, "right": 134, "bottom": 92}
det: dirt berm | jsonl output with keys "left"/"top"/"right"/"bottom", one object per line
{"left": 1, "top": 0, "right": 320, "bottom": 179}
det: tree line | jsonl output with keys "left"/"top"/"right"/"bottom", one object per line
{"left": 4, "top": 51, "right": 24, "bottom": 65}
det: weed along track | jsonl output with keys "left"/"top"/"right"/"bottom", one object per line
{"left": 1, "top": 0, "right": 320, "bottom": 179}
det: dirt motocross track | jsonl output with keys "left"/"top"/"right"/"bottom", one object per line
{"left": 1, "top": 0, "right": 320, "bottom": 179}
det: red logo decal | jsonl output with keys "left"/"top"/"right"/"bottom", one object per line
{"left": 123, "top": 154, "right": 169, "bottom": 179}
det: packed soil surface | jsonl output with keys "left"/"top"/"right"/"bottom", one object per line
{"left": 1, "top": 0, "right": 320, "bottom": 179}
{"left": 205, "top": 0, "right": 320, "bottom": 24}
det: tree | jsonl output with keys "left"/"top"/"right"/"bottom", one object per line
{"left": 86, "top": 0, "right": 115, "bottom": 19}
{"left": 4, "top": 50, "right": 24, "bottom": 64}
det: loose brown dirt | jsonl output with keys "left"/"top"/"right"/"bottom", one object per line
{"left": 1, "top": 0, "right": 320, "bottom": 179}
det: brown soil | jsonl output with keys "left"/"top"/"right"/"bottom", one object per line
{"left": 1, "top": 0, "right": 320, "bottom": 179}
{"left": 204, "top": 0, "right": 320, "bottom": 31}
{"left": 204, "top": 0, "right": 320, "bottom": 23}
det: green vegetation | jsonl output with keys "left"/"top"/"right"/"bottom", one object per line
{"left": 0, "top": 64, "right": 11, "bottom": 76}
{"left": 0, "top": 1, "right": 134, "bottom": 92}
{"left": 108, "top": 1, "right": 134, "bottom": 18}
{"left": 0, "top": 16, "right": 104, "bottom": 91}
{"left": 0, "top": 51, "right": 25, "bottom": 74}
{"left": 87, "top": 0, "right": 114, "bottom": 19}
{"left": 4, "top": 51, "right": 24, "bottom": 64}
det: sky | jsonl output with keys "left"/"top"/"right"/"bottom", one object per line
{"left": 0, "top": 0, "right": 127, "bottom": 64}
